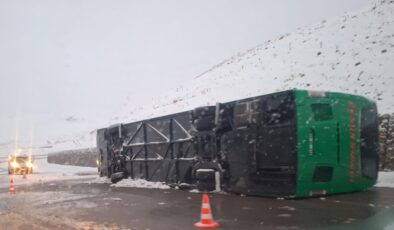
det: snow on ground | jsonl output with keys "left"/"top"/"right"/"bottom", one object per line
{"left": 0, "top": 157, "right": 97, "bottom": 189}
{"left": 376, "top": 171, "right": 394, "bottom": 188}
{"left": 87, "top": 171, "right": 394, "bottom": 191}
{"left": 111, "top": 178, "right": 169, "bottom": 189}
{"left": 0, "top": 158, "right": 106, "bottom": 229}
{"left": 88, "top": 177, "right": 170, "bottom": 189}
{"left": 88, "top": 176, "right": 111, "bottom": 184}
{"left": 0, "top": 211, "right": 117, "bottom": 230}
{"left": 2, "top": 190, "right": 97, "bottom": 207}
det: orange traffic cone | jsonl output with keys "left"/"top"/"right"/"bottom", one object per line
{"left": 194, "top": 193, "right": 219, "bottom": 228}
{"left": 9, "top": 177, "right": 16, "bottom": 195}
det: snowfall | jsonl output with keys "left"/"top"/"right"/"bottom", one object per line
{"left": 0, "top": 0, "right": 393, "bottom": 195}
{"left": 1, "top": 0, "right": 394, "bottom": 229}
{"left": 41, "top": 0, "right": 394, "bottom": 192}
{"left": 19, "top": 0, "right": 394, "bottom": 154}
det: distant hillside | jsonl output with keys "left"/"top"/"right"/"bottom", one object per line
{"left": 115, "top": 0, "right": 393, "bottom": 124}
{"left": 47, "top": 0, "right": 394, "bottom": 152}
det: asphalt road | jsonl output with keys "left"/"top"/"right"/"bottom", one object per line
{"left": 1, "top": 176, "right": 394, "bottom": 230}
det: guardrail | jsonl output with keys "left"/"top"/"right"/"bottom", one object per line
{"left": 0, "top": 154, "right": 48, "bottom": 163}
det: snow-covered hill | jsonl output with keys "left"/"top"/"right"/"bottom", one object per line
{"left": 113, "top": 0, "right": 394, "bottom": 124}
{"left": 46, "top": 0, "right": 394, "bottom": 152}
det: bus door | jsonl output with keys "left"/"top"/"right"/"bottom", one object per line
{"left": 299, "top": 95, "right": 341, "bottom": 187}
{"left": 305, "top": 100, "right": 339, "bottom": 165}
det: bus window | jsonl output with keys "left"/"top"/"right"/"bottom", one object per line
{"left": 234, "top": 102, "right": 248, "bottom": 114}
{"left": 249, "top": 100, "right": 261, "bottom": 113}
{"left": 265, "top": 93, "right": 295, "bottom": 125}
{"left": 313, "top": 166, "right": 333, "bottom": 183}
{"left": 360, "top": 105, "right": 379, "bottom": 180}
{"left": 234, "top": 102, "right": 249, "bottom": 128}
{"left": 249, "top": 100, "right": 262, "bottom": 124}
{"left": 311, "top": 103, "right": 333, "bottom": 121}
{"left": 234, "top": 100, "right": 263, "bottom": 128}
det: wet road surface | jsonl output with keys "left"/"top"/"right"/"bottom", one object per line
{"left": 1, "top": 176, "right": 394, "bottom": 230}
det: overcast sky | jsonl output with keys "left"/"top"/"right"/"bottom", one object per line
{"left": 0, "top": 0, "right": 370, "bottom": 153}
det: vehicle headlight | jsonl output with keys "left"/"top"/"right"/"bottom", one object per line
{"left": 11, "top": 161, "right": 19, "bottom": 168}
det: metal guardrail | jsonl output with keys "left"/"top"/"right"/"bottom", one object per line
{"left": 0, "top": 154, "right": 48, "bottom": 163}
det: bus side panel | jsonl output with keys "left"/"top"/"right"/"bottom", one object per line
{"left": 225, "top": 91, "right": 297, "bottom": 197}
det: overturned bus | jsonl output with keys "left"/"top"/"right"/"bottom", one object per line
{"left": 97, "top": 89, "right": 379, "bottom": 198}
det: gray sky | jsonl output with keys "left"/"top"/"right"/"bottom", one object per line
{"left": 0, "top": 0, "right": 370, "bottom": 153}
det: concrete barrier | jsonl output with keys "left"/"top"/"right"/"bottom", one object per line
{"left": 47, "top": 148, "right": 98, "bottom": 167}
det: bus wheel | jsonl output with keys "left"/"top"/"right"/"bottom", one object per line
{"left": 111, "top": 172, "right": 125, "bottom": 183}
{"left": 192, "top": 106, "right": 216, "bottom": 119}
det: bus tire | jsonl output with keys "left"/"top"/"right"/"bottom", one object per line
{"left": 192, "top": 106, "right": 216, "bottom": 119}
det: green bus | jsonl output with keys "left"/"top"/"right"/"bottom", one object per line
{"left": 97, "top": 89, "right": 379, "bottom": 198}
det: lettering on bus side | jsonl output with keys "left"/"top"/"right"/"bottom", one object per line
{"left": 348, "top": 101, "right": 357, "bottom": 183}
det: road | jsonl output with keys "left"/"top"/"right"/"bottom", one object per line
{"left": 1, "top": 161, "right": 394, "bottom": 230}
